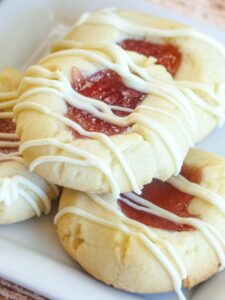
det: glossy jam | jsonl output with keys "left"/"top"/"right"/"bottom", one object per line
{"left": 67, "top": 69, "right": 146, "bottom": 137}
{"left": 0, "top": 118, "right": 18, "bottom": 154}
{"left": 119, "top": 165, "right": 202, "bottom": 231}
{"left": 119, "top": 39, "right": 182, "bottom": 76}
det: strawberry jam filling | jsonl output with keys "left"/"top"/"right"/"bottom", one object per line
{"left": 119, "top": 165, "right": 202, "bottom": 231}
{"left": 67, "top": 40, "right": 181, "bottom": 137}
{"left": 119, "top": 39, "right": 182, "bottom": 76}
{"left": 67, "top": 69, "right": 146, "bottom": 137}
{"left": 0, "top": 118, "right": 18, "bottom": 154}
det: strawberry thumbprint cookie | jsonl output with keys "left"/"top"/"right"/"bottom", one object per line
{"left": 55, "top": 148, "right": 225, "bottom": 300}
{"left": 53, "top": 8, "right": 225, "bottom": 143}
{"left": 14, "top": 41, "right": 196, "bottom": 196}
{"left": 0, "top": 68, "right": 58, "bottom": 224}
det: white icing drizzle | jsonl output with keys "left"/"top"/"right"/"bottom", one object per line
{"left": 131, "top": 113, "right": 183, "bottom": 174}
{"left": 55, "top": 171, "right": 225, "bottom": 300}
{"left": 15, "top": 175, "right": 52, "bottom": 213}
{"left": 178, "top": 86, "right": 225, "bottom": 126}
{"left": 0, "top": 90, "right": 59, "bottom": 216}
{"left": 168, "top": 175, "right": 225, "bottom": 216}
{"left": 0, "top": 91, "right": 17, "bottom": 100}
{"left": 137, "top": 105, "right": 193, "bottom": 145}
{"left": 15, "top": 43, "right": 198, "bottom": 195}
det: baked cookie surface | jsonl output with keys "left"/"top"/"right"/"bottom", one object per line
{"left": 0, "top": 67, "right": 58, "bottom": 224}
{"left": 14, "top": 30, "right": 198, "bottom": 195}
{"left": 57, "top": 8, "right": 225, "bottom": 142}
{"left": 55, "top": 148, "right": 225, "bottom": 298}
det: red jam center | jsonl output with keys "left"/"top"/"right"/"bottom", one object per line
{"left": 119, "top": 165, "right": 202, "bottom": 231}
{"left": 67, "top": 69, "right": 146, "bottom": 137}
{"left": 67, "top": 41, "right": 181, "bottom": 137}
{"left": 0, "top": 118, "right": 18, "bottom": 154}
{"left": 119, "top": 39, "right": 182, "bottom": 76}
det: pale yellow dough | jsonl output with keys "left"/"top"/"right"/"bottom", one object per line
{"left": 0, "top": 67, "right": 57, "bottom": 224}
{"left": 56, "top": 148, "right": 225, "bottom": 294}
{"left": 62, "top": 9, "right": 225, "bottom": 142}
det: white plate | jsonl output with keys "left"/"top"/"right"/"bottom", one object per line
{"left": 0, "top": 0, "right": 225, "bottom": 299}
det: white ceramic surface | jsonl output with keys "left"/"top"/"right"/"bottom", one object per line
{"left": 0, "top": 0, "right": 225, "bottom": 299}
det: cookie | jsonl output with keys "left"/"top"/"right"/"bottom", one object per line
{"left": 0, "top": 67, "right": 59, "bottom": 224}
{"left": 55, "top": 148, "right": 225, "bottom": 298}
{"left": 14, "top": 36, "right": 196, "bottom": 195}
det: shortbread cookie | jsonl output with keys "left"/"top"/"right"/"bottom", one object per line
{"left": 0, "top": 67, "right": 58, "bottom": 224}
{"left": 54, "top": 8, "right": 225, "bottom": 142}
{"left": 14, "top": 37, "right": 196, "bottom": 195}
{"left": 55, "top": 148, "right": 225, "bottom": 299}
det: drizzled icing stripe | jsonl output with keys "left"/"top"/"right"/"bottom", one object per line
{"left": 137, "top": 105, "right": 193, "bottom": 144}
{"left": 0, "top": 90, "right": 59, "bottom": 216}
{"left": 0, "top": 99, "right": 17, "bottom": 109}
{"left": 131, "top": 113, "right": 183, "bottom": 174}
{"left": 55, "top": 172, "right": 225, "bottom": 300}
{"left": 176, "top": 81, "right": 224, "bottom": 105}
{"left": 0, "top": 133, "right": 18, "bottom": 140}
{"left": 0, "top": 141, "right": 20, "bottom": 148}
{"left": 16, "top": 44, "right": 196, "bottom": 194}
{"left": 0, "top": 153, "right": 23, "bottom": 163}
{"left": 0, "top": 91, "right": 17, "bottom": 100}
{"left": 19, "top": 189, "right": 42, "bottom": 216}
{"left": 0, "top": 112, "right": 13, "bottom": 118}
{"left": 15, "top": 175, "right": 51, "bottom": 213}
{"left": 180, "top": 88, "right": 225, "bottom": 126}
{"left": 168, "top": 175, "right": 225, "bottom": 216}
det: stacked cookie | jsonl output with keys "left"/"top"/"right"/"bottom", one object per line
{"left": 2, "top": 8, "right": 225, "bottom": 300}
